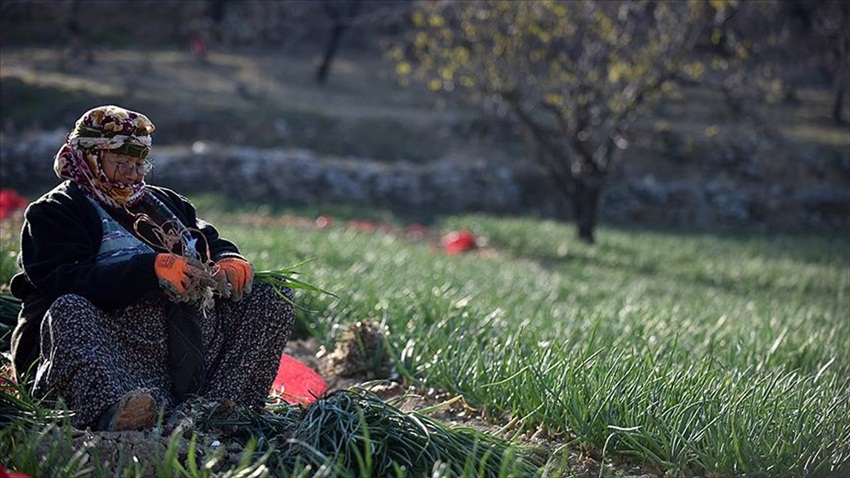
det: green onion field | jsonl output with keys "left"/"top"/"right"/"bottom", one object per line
{"left": 2, "top": 204, "right": 848, "bottom": 477}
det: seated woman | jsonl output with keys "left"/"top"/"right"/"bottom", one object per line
{"left": 9, "top": 105, "right": 295, "bottom": 431}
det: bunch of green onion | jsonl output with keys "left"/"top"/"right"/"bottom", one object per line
{"left": 198, "top": 387, "right": 541, "bottom": 477}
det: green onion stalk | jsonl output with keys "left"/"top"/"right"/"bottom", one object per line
{"left": 254, "top": 259, "right": 336, "bottom": 309}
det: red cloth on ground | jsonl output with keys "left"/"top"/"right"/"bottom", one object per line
{"left": 271, "top": 354, "right": 328, "bottom": 405}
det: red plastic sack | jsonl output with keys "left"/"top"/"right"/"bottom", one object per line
{"left": 271, "top": 354, "right": 328, "bottom": 405}
{"left": 441, "top": 230, "right": 477, "bottom": 255}
{"left": 0, "top": 465, "right": 32, "bottom": 478}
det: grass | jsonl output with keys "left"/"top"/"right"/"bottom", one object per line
{"left": 192, "top": 206, "right": 850, "bottom": 475}
{"left": 1, "top": 204, "right": 848, "bottom": 477}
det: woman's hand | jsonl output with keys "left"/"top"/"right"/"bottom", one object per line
{"left": 154, "top": 253, "right": 215, "bottom": 301}
{"left": 215, "top": 257, "right": 254, "bottom": 301}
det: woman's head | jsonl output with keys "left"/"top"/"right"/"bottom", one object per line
{"left": 54, "top": 105, "right": 156, "bottom": 207}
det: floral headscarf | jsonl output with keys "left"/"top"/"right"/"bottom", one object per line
{"left": 53, "top": 105, "right": 155, "bottom": 208}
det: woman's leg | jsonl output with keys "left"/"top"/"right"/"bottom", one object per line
{"left": 201, "top": 283, "right": 295, "bottom": 408}
{"left": 33, "top": 294, "right": 174, "bottom": 428}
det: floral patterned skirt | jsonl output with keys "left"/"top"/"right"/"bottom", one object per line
{"left": 32, "top": 283, "right": 295, "bottom": 428}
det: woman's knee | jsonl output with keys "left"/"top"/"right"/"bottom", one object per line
{"left": 243, "top": 282, "right": 295, "bottom": 326}
{"left": 250, "top": 282, "right": 294, "bottom": 306}
{"left": 50, "top": 294, "right": 97, "bottom": 316}
{"left": 40, "top": 294, "right": 102, "bottom": 350}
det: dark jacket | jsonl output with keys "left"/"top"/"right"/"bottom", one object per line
{"left": 9, "top": 181, "right": 242, "bottom": 381}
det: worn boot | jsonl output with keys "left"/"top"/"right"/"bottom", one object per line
{"left": 96, "top": 389, "right": 156, "bottom": 432}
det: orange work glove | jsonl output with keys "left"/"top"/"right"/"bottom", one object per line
{"left": 216, "top": 257, "right": 254, "bottom": 301}
{"left": 154, "top": 253, "right": 208, "bottom": 301}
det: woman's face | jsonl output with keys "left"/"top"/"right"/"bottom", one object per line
{"left": 101, "top": 151, "right": 152, "bottom": 183}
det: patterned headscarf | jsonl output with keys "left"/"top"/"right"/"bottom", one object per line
{"left": 53, "top": 105, "right": 156, "bottom": 208}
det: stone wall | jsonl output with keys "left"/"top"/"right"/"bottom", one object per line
{"left": 1, "top": 131, "right": 848, "bottom": 232}
{"left": 151, "top": 143, "right": 528, "bottom": 217}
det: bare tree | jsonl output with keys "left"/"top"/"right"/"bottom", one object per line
{"left": 392, "top": 0, "right": 780, "bottom": 242}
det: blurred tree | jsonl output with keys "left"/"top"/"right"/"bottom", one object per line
{"left": 59, "top": 0, "right": 96, "bottom": 70}
{"left": 779, "top": 0, "right": 849, "bottom": 123}
{"left": 314, "top": 1, "right": 413, "bottom": 84}
{"left": 316, "top": 0, "right": 363, "bottom": 84}
{"left": 816, "top": 2, "right": 849, "bottom": 124}
{"left": 391, "top": 0, "right": 770, "bottom": 243}
{"left": 207, "top": 0, "right": 230, "bottom": 43}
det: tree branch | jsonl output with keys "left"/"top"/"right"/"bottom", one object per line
{"left": 501, "top": 89, "right": 576, "bottom": 194}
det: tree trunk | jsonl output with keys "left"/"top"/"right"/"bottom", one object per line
{"left": 316, "top": 0, "right": 362, "bottom": 85}
{"left": 316, "top": 23, "right": 347, "bottom": 84}
{"left": 832, "top": 59, "right": 848, "bottom": 124}
{"left": 571, "top": 172, "right": 604, "bottom": 244}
